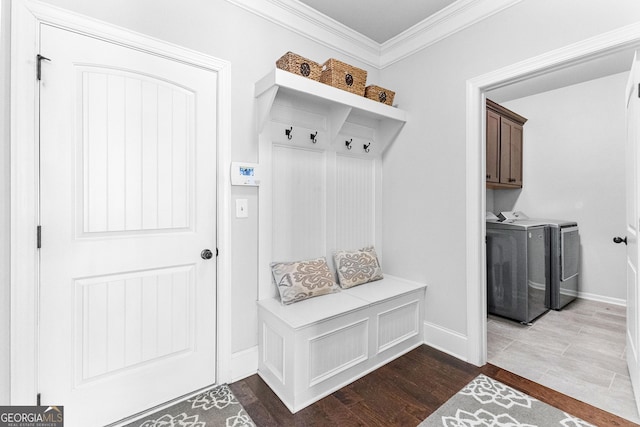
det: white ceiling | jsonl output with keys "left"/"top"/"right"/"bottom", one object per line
{"left": 297, "top": 0, "right": 459, "bottom": 43}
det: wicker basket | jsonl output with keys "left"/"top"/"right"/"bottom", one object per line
{"left": 276, "top": 52, "right": 321, "bottom": 80}
{"left": 319, "top": 58, "right": 367, "bottom": 96}
{"left": 365, "top": 85, "right": 395, "bottom": 106}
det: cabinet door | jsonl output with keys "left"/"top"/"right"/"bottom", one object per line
{"left": 510, "top": 121, "right": 523, "bottom": 186}
{"left": 500, "top": 117, "right": 523, "bottom": 187}
{"left": 486, "top": 109, "right": 500, "bottom": 184}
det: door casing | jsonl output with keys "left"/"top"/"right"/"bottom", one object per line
{"left": 10, "top": 0, "right": 232, "bottom": 404}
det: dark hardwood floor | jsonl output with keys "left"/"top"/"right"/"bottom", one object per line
{"left": 230, "top": 345, "right": 638, "bottom": 426}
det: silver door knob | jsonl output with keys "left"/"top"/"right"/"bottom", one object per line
{"left": 201, "top": 249, "right": 214, "bottom": 260}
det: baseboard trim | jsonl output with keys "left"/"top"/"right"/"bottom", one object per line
{"left": 230, "top": 346, "right": 258, "bottom": 382}
{"left": 423, "top": 321, "right": 468, "bottom": 362}
{"left": 577, "top": 292, "right": 626, "bottom": 307}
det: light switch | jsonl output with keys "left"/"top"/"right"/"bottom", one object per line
{"left": 236, "top": 199, "right": 248, "bottom": 218}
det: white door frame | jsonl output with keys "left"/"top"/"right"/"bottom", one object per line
{"left": 10, "top": 0, "right": 233, "bottom": 403}
{"left": 466, "top": 22, "right": 640, "bottom": 366}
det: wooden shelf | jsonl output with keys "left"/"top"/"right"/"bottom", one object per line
{"left": 256, "top": 69, "right": 407, "bottom": 121}
{"left": 255, "top": 69, "right": 407, "bottom": 153}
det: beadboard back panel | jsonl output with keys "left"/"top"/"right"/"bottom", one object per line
{"left": 256, "top": 70, "right": 406, "bottom": 300}
{"left": 260, "top": 118, "right": 379, "bottom": 298}
{"left": 272, "top": 145, "right": 327, "bottom": 263}
{"left": 335, "top": 155, "right": 376, "bottom": 253}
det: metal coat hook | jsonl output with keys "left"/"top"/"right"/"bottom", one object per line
{"left": 285, "top": 126, "right": 293, "bottom": 140}
{"left": 345, "top": 138, "right": 352, "bottom": 150}
{"left": 364, "top": 142, "right": 371, "bottom": 153}
{"left": 310, "top": 131, "right": 318, "bottom": 144}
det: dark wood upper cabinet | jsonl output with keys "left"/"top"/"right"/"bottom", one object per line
{"left": 486, "top": 99, "right": 527, "bottom": 189}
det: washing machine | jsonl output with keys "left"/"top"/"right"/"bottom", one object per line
{"left": 486, "top": 217, "right": 550, "bottom": 324}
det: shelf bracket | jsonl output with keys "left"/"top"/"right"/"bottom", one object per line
{"left": 328, "top": 105, "right": 352, "bottom": 142}
{"left": 256, "top": 86, "right": 279, "bottom": 134}
{"left": 378, "top": 121, "right": 406, "bottom": 154}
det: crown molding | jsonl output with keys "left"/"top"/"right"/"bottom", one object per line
{"left": 225, "top": 0, "right": 381, "bottom": 68}
{"left": 380, "top": 0, "right": 522, "bottom": 68}
{"left": 224, "top": 0, "right": 522, "bottom": 70}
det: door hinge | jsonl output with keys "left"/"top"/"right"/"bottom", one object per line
{"left": 37, "top": 392, "right": 41, "bottom": 406}
{"left": 36, "top": 54, "right": 51, "bottom": 81}
{"left": 37, "top": 225, "right": 42, "bottom": 249}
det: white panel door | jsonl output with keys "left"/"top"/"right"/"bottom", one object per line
{"left": 38, "top": 24, "right": 217, "bottom": 426}
{"left": 626, "top": 50, "right": 640, "bottom": 414}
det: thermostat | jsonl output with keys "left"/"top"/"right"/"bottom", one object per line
{"left": 231, "top": 162, "right": 260, "bottom": 186}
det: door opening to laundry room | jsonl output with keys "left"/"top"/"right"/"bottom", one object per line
{"left": 37, "top": 23, "right": 218, "bottom": 426}
{"left": 483, "top": 76, "right": 631, "bottom": 418}
{"left": 478, "top": 48, "right": 640, "bottom": 420}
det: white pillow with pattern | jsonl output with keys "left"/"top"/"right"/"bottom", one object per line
{"left": 334, "top": 246, "right": 383, "bottom": 289}
{"left": 270, "top": 257, "right": 340, "bottom": 305}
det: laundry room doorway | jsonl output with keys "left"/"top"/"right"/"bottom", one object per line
{"left": 465, "top": 22, "right": 640, "bottom": 417}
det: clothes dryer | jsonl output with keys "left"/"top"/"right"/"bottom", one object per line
{"left": 536, "top": 219, "right": 579, "bottom": 310}
{"left": 496, "top": 211, "right": 579, "bottom": 310}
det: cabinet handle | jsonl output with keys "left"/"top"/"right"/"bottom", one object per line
{"left": 508, "top": 178, "right": 516, "bottom": 182}
{"left": 486, "top": 174, "right": 490, "bottom": 179}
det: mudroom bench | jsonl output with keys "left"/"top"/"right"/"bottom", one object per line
{"left": 257, "top": 275, "right": 427, "bottom": 413}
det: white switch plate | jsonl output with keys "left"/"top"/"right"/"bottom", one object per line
{"left": 236, "top": 199, "right": 248, "bottom": 218}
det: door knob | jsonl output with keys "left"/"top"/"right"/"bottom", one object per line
{"left": 613, "top": 236, "right": 627, "bottom": 245}
{"left": 201, "top": 249, "right": 214, "bottom": 259}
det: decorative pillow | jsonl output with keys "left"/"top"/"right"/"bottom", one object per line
{"left": 334, "top": 246, "right": 383, "bottom": 288}
{"left": 270, "top": 257, "right": 340, "bottom": 305}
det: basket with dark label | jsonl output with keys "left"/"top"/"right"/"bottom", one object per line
{"left": 365, "top": 85, "right": 395, "bottom": 106}
{"left": 319, "top": 58, "right": 367, "bottom": 96}
{"left": 276, "top": 52, "right": 321, "bottom": 80}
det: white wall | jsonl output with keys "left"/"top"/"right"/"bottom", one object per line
{"left": 489, "top": 72, "right": 628, "bottom": 302}
{"left": 379, "top": 0, "right": 640, "bottom": 350}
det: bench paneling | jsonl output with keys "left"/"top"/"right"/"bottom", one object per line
{"left": 257, "top": 275, "right": 426, "bottom": 412}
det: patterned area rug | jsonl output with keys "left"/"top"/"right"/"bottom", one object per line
{"left": 419, "top": 374, "right": 595, "bottom": 427}
{"left": 123, "top": 384, "right": 255, "bottom": 427}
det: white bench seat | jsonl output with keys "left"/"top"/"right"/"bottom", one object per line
{"left": 257, "top": 274, "right": 427, "bottom": 413}
{"left": 343, "top": 275, "right": 426, "bottom": 303}
{"left": 257, "top": 292, "right": 369, "bottom": 330}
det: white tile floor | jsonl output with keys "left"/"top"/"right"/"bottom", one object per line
{"left": 487, "top": 298, "right": 640, "bottom": 424}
